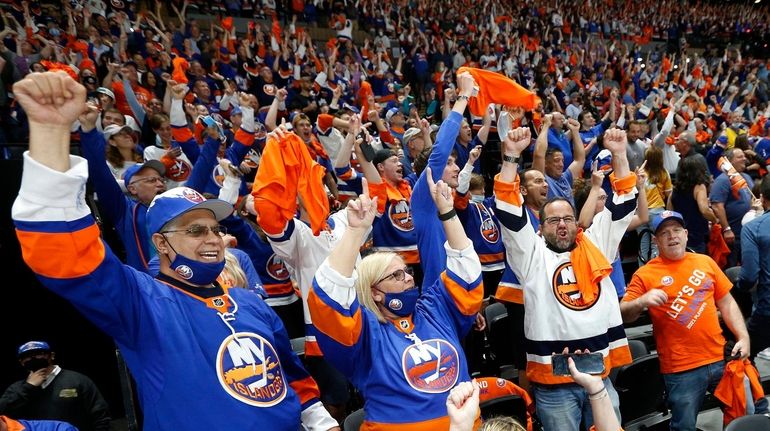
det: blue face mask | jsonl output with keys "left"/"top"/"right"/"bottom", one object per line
{"left": 470, "top": 194, "right": 485, "bottom": 204}
{"left": 379, "top": 287, "right": 419, "bottom": 317}
{"left": 170, "top": 253, "right": 225, "bottom": 286}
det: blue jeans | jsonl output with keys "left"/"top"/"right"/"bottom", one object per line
{"left": 663, "top": 361, "right": 724, "bottom": 431}
{"left": 532, "top": 378, "right": 620, "bottom": 431}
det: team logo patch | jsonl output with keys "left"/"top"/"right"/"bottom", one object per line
{"left": 266, "top": 254, "right": 290, "bottom": 281}
{"left": 212, "top": 297, "right": 225, "bottom": 307}
{"left": 661, "top": 276, "right": 674, "bottom": 286}
{"left": 244, "top": 148, "right": 261, "bottom": 169}
{"left": 479, "top": 215, "right": 500, "bottom": 244}
{"left": 388, "top": 199, "right": 414, "bottom": 231}
{"left": 263, "top": 84, "right": 276, "bottom": 96}
{"left": 401, "top": 339, "right": 459, "bottom": 393}
{"left": 551, "top": 262, "right": 601, "bottom": 311}
{"left": 389, "top": 298, "right": 403, "bottom": 311}
{"left": 166, "top": 159, "right": 192, "bottom": 182}
{"left": 175, "top": 265, "right": 193, "bottom": 279}
{"left": 398, "top": 319, "right": 410, "bottom": 330}
{"left": 181, "top": 187, "right": 206, "bottom": 203}
{"left": 217, "top": 333, "right": 286, "bottom": 407}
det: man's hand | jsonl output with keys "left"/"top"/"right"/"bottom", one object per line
{"left": 456, "top": 72, "right": 476, "bottom": 98}
{"left": 603, "top": 128, "right": 627, "bottom": 155}
{"left": 723, "top": 229, "right": 735, "bottom": 246}
{"left": 426, "top": 167, "right": 455, "bottom": 215}
{"left": 566, "top": 118, "right": 580, "bottom": 133}
{"left": 590, "top": 161, "right": 605, "bottom": 188}
{"left": 78, "top": 102, "right": 100, "bottom": 133}
{"left": 13, "top": 71, "right": 86, "bottom": 126}
{"left": 638, "top": 289, "right": 668, "bottom": 308}
{"left": 275, "top": 88, "right": 288, "bottom": 102}
{"left": 541, "top": 113, "right": 553, "bottom": 131}
{"left": 467, "top": 145, "right": 482, "bottom": 166}
{"left": 446, "top": 380, "right": 480, "bottom": 430}
{"left": 26, "top": 369, "right": 48, "bottom": 387}
{"left": 170, "top": 82, "right": 188, "bottom": 100}
{"left": 503, "top": 127, "right": 531, "bottom": 156}
{"left": 731, "top": 338, "right": 750, "bottom": 360}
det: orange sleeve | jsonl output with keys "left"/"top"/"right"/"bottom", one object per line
{"left": 622, "top": 273, "right": 648, "bottom": 302}
{"left": 493, "top": 173, "right": 523, "bottom": 207}
{"left": 316, "top": 114, "right": 335, "bottom": 134}
{"left": 441, "top": 272, "right": 483, "bottom": 316}
{"left": 368, "top": 181, "right": 388, "bottom": 215}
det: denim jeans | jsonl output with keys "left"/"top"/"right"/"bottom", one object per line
{"left": 663, "top": 361, "right": 724, "bottom": 431}
{"left": 532, "top": 378, "right": 620, "bottom": 431}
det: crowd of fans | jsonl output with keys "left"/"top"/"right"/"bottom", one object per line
{"left": 3, "top": 0, "right": 770, "bottom": 429}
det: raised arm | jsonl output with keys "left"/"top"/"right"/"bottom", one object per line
{"left": 566, "top": 117, "right": 586, "bottom": 179}
{"left": 532, "top": 114, "right": 551, "bottom": 174}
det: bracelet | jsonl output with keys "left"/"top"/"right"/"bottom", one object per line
{"left": 589, "top": 389, "right": 609, "bottom": 401}
{"left": 438, "top": 208, "right": 457, "bottom": 221}
{"left": 457, "top": 94, "right": 470, "bottom": 102}
{"left": 588, "top": 386, "right": 607, "bottom": 400}
{"left": 503, "top": 153, "right": 521, "bottom": 164}
{"left": 722, "top": 226, "right": 732, "bottom": 233}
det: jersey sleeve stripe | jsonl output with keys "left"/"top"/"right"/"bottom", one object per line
{"left": 440, "top": 272, "right": 483, "bottom": 316}
{"left": 16, "top": 222, "right": 105, "bottom": 279}
{"left": 307, "top": 282, "right": 363, "bottom": 347}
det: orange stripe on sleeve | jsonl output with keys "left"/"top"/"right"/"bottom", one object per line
{"left": 17, "top": 225, "right": 105, "bottom": 279}
{"left": 172, "top": 126, "right": 194, "bottom": 143}
{"left": 609, "top": 172, "right": 637, "bottom": 196}
{"left": 493, "top": 173, "right": 523, "bottom": 207}
{"left": 495, "top": 285, "right": 524, "bottom": 304}
{"left": 362, "top": 415, "right": 481, "bottom": 431}
{"left": 288, "top": 375, "right": 321, "bottom": 405}
{"left": 479, "top": 252, "right": 504, "bottom": 264}
{"left": 235, "top": 129, "right": 255, "bottom": 147}
{"left": 316, "top": 114, "right": 334, "bottom": 134}
{"left": 441, "top": 273, "right": 483, "bottom": 316}
{"left": 306, "top": 289, "right": 362, "bottom": 347}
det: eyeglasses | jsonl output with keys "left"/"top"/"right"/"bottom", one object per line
{"left": 130, "top": 176, "right": 164, "bottom": 186}
{"left": 161, "top": 224, "right": 227, "bottom": 238}
{"left": 544, "top": 215, "right": 576, "bottom": 226}
{"left": 376, "top": 266, "right": 414, "bottom": 284}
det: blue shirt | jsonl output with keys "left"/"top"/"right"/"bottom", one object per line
{"left": 547, "top": 128, "right": 573, "bottom": 168}
{"left": 740, "top": 211, "right": 770, "bottom": 317}
{"left": 545, "top": 169, "right": 574, "bottom": 206}
{"left": 453, "top": 136, "right": 483, "bottom": 173}
{"left": 709, "top": 172, "right": 753, "bottom": 235}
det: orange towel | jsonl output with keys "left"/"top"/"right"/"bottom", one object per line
{"left": 252, "top": 133, "right": 330, "bottom": 236}
{"left": 570, "top": 230, "right": 612, "bottom": 304}
{"left": 172, "top": 57, "right": 190, "bottom": 84}
{"left": 709, "top": 224, "right": 731, "bottom": 269}
{"left": 456, "top": 67, "right": 537, "bottom": 117}
{"left": 714, "top": 359, "right": 766, "bottom": 426}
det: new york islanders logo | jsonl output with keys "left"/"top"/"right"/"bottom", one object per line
{"left": 389, "top": 199, "right": 414, "bottom": 231}
{"left": 479, "top": 213, "right": 500, "bottom": 244}
{"left": 401, "top": 339, "right": 459, "bottom": 393}
{"left": 551, "top": 262, "right": 601, "bottom": 311}
{"left": 266, "top": 254, "right": 290, "bottom": 281}
{"left": 217, "top": 333, "right": 286, "bottom": 407}
{"left": 166, "top": 158, "right": 192, "bottom": 182}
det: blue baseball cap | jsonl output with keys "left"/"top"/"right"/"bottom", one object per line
{"left": 146, "top": 187, "right": 233, "bottom": 235}
{"left": 17, "top": 341, "right": 51, "bottom": 358}
{"left": 123, "top": 160, "right": 166, "bottom": 187}
{"left": 652, "top": 210, "right": 686, "bottom": 234}
{"left": 230, "top": 105, "right": 242, "bottom": 116}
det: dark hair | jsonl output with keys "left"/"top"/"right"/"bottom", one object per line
{"left": 149, "top": 113, "right": 170, "bottom": 131}
{"left": 674, "top": 157, "right": 710, "bottom": 194}
{"left": 413, "top": 147, "right": 459, "bottom": 177}
{"left": 734, "top": 135, "right": 749, "bottom": 151}
{"left": 644, "top": 146, "right": 667, "bottom": 187}
{"left": 539, "top": 196, "right": 577, "bottom": 222}
{"left": 761, "top": 176, "right": 770, "bottom": 201}
{"left": 545, "top": 147, "right": 563, "bottom": 159}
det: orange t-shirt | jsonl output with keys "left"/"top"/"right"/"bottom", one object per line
{"left": 624, "top": 253, "right": 731, "bottom": 374}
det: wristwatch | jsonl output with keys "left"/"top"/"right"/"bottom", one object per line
{"left": 503, "top": 153, "right": 521, "bottom": 164}
{"left": 457, "top": 94, "right": 470, "bottom": 102}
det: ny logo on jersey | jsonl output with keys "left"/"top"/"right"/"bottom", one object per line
{"left": 266, "top": 254, "right": 290, "bottom": 281}
{"left": 389, "top": 200, "right": 414, "bottom": 231}
{"left": 551, "top": 262, "right": 601, "bottom": 311}
{"left": 401, "top": 339, "right": 459, "bottom": 393}
{"left": 217, "top": 332, "right": 286, "bottom": 407}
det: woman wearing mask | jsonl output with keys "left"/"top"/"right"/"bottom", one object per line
{"left": 309, "top": 172, "right": 484, "bottom": 429}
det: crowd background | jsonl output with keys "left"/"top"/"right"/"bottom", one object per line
{"left": 0, "top": 0, "right": 769, "bottom": 429}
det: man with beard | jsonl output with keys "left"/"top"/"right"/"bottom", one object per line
{"left": 494, "top": 127, "right": 637, "bottom": 430}
{"left": 0, "top": 342, "right": 111, "bottom": 431}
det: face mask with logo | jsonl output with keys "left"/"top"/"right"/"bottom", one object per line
{"left": 471, "top": 194, "right": 485, "bottom": 204}
{"left": 22, "top": 357, "right": 50, "bottom": 372}
{"left": 378, "top": 287, "right": 419, "bottom": 317}
{"left": 170, "top": 253, "right": 225, "bottom": 286}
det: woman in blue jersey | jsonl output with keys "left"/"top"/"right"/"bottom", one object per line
{"left": 308, "top": 173, "right": 484, "bottom": 430}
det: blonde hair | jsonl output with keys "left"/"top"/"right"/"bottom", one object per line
{"left": 221, "top": 249, "right": 248, "bottom": 288}
{"left": 480, "top": 416, "right": 527, "bottom": 431}
{"left": 354, "top": 252, "right": 399, "bottom": 323}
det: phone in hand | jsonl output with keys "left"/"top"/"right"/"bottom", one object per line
{"left": 552, "top": 352, "right": 605, "bottom": 376}
{"left": 359, "top": 139, "right": 376, "bottom": 163}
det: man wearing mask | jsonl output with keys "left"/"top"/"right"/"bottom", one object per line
{"left": 12, "top": 71, "right": 340, "bottom": 431}
{"left": 0, "top": 341, "right": 111, "bottom": 431}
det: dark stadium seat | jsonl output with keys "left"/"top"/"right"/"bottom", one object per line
{"left": 614, "top": 353, "right": 668, "bottom": 429}
{"left": 343, "top": 408, "right": 365, "bottom": 431}
{"left": 724, "top": 414, "right": 770, "bottom": 431}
